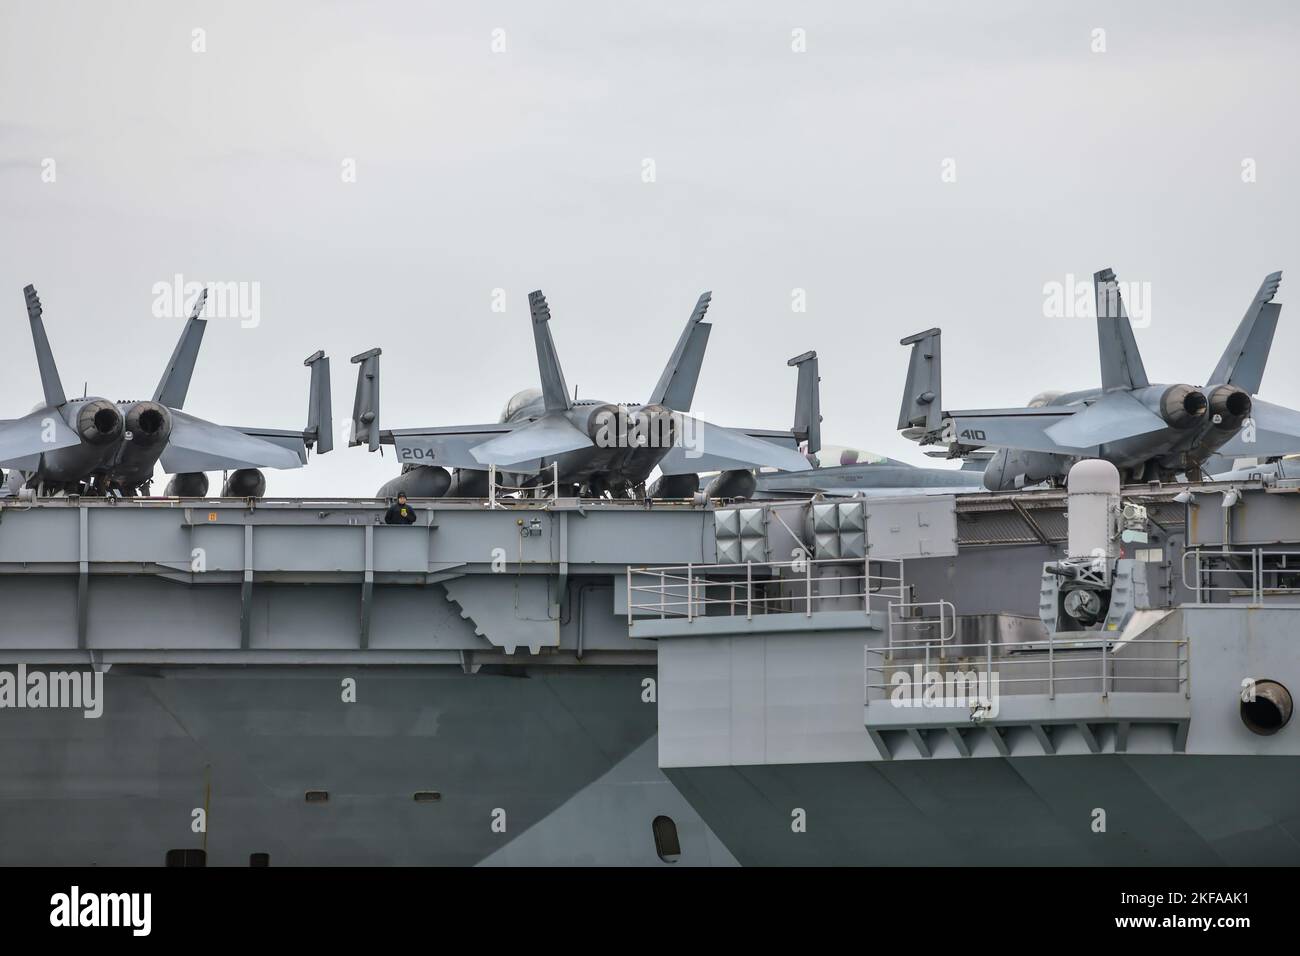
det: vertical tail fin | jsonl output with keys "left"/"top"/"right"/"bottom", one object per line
{"left": 528, "top": 290, "right": 571, "bottom": 412}
{"left": 897, "top": 328, "right": 943, "bottom": 433}
{"left": 304, "top": 350, "right": 333, "bottom": 454}
{"left": 788, "top": 350, "right": 821, "bottom": 455}
{"left": 1208, "top": 271, "right": 1282, "bottom": 394}
{"left": 349, "top": 348, "right": 381, "bottom": 452}
{"left": 647, "top": 291, "right": 713, "bottom": 411}
{"left": 23, "top": 284, "right": 66, "bottom": 408}
{"left": 1094, "top": 268, "right": 1149, "bottom": 390}
{"left": 152, "top": 288, "right": 209, "bottom": 408}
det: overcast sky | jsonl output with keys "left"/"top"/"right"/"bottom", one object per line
{"left": 2, "top": 0, "right": 1298, "bottom": 495}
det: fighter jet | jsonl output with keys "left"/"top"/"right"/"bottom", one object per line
{"left": 653, "top": 349, "right": 985, "bottom": 500}
{"left": 0, "top": 285, "right": 332, "bottom": 497}
{"left": 349, "top": 290, "right": 814, "bottom": 498}
{"left": 752, "top": 446, "right": 986, "bottom": 499}
{"left": 898, "top": 268, "right": 1300, "bottom": 490}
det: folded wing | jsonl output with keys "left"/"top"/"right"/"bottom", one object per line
{"left": 388, "top": 423, "right": 514, "bottom": 470}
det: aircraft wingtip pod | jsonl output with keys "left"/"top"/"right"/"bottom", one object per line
{"left": 23, "top": 284, "right": 40, "bottom": 316}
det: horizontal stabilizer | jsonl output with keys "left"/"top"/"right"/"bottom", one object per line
{"left": 1043, "top": 391, "right": 1169, "bottom": 449}
{"left": 23, "top": 285, "right": 66, "bottom": 409}
{"left": 1215, "top": 398, "right": 1300, "bottom": 459}
{"left": 529, "top": 291, "right": 572, "bottom": 413}
{"left": 470, "top": 413, "right": 591, "bottom": 469}
{"left": 1208, "top": 271, "right": 1282, "bottom": 394}
{"left": 160, "top": 410, "right": 305, "bottom": 473}
{"left": 657, "top": 417, "right": 813, "bottom": 475}
{"left": 648, "top": 291, "right": 712, "bottom": 411}
{"left": 1094, "top": 268, "right": 1150, "bottom": 390}
{"left": 0, "top": 408, "right": 82, "bottom": 468}
{"left": 152, "top": 288, "right": 208, "bottom": 408}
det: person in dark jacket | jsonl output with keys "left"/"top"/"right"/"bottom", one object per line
{"left": 384, "top": 492, "right": 418, "bottom": 525}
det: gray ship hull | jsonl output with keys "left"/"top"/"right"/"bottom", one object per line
{"left": 0, "top": 665, "right": 733, "bottom": 866}
{"left": 667, "top": 755, "right": 1300, "bottom": 866}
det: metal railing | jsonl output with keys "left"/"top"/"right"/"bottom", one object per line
{"left": 865, "top": 629, "right": 1190, "bottom": 707}
{"left": 627, "top": 556, "right": 907, "bottom": 623}
{"left": 626, "top": 556, "right": 960, "bottom": 649}
{"left": 1181, "top": 547, "right": 1300, "bottom": 602}
{"left": 887, "top": 599, "right": 957, "bottom": 646}
{"left": 487, "top": 463, "right": 560, "bottom": 508}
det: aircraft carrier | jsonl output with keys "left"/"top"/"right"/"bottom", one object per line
{"left": 1, "top": 467, "right": 1297, "bottom": 866}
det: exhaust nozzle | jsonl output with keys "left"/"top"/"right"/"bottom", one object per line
{"left": 1207, "top": 385, "right": 1252, "bottom": 431}
{"left": 124, "top": 401, "right": 172, "bottom": 447}
{"left": 76, "top": 399, "right": 124, "bottom": 445}
{"left": 1158, "top": 384, "right": 1208, "bottom": 429}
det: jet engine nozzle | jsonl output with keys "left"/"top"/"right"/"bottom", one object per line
{"left": 1158, "top": 384, "right": 1208, "bottom": 429}
{"left": 634, "top": 403, "right": 676, "bottom": 449}
{"left": 585, "top": 403, "right": 622, "bottom": 443}
{"left": 124, "top": 401, "right": 172, "bottom": 447}
{"left": 1207, "top": 385, "right": 1252, "bottom": 431}
{"left": 76, "top": 399, "right": 124, "bottom": 445}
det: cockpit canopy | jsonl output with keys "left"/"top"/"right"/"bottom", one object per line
{"left": 821, "top": 444, "right": 889, "bottom": 468}
{"left": 500, "top": 387, "right": 543, "bottom": 423}
{"left": 1027, "top": 390, "right": 1065, "bottom": 408}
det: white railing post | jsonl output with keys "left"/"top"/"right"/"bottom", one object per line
{"left": 986, "top": 638, "right": 993, "bottom": 693}
{"left": 746, "top": 561, "right": 753, "bottom": 620}
{"left": 805, "top": 556, "right": 812, "bottom": 617}
{"left": 863, "top": 555, "right": 871, "bottom": 613}
{"left": 1048, "top": 632, "right": 1055, "bottom": 700}
{"left": 687, "top": 563, "right": 694, "bottom": 623}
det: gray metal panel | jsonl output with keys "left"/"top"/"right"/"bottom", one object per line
{"left": 866, "top": 496, "right": 958, "bottom": 559}
{"left": 0, "top": 509, "right": 79, "bottom": 563}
